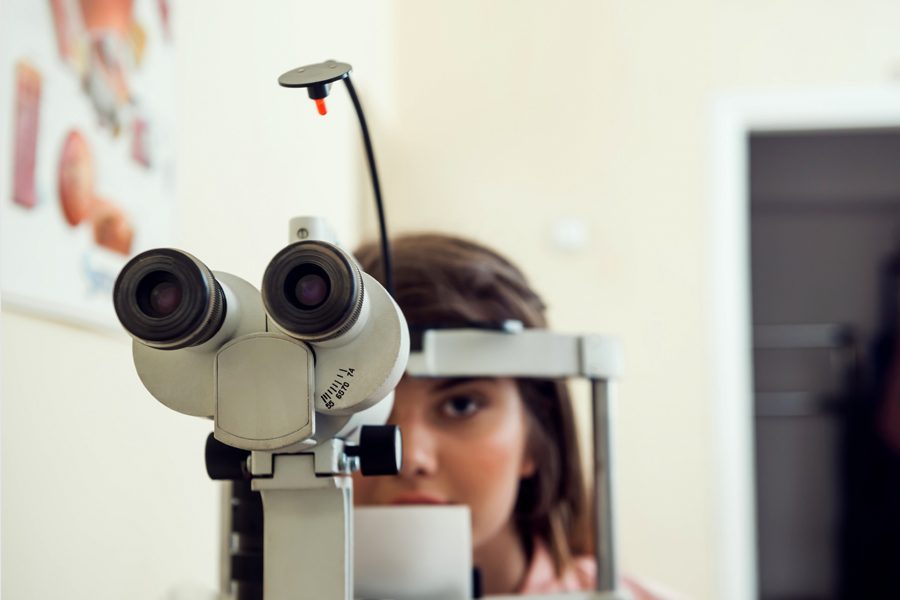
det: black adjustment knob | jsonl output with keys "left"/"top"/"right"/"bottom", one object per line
{"left": 346, "top": 425, "right": 402, "bottom": 476}
{"left": 205, "top": 433, "right": 251, "bottom": 480}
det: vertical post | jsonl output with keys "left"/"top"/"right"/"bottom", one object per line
{"left": 592, "top": 378, "right": 618, "bottom": 592}
{"left": 254, "top": 454, "right": 353, "bottom": 600}
{"left": 219, "top": 481, "right": 234, "bottom": 595}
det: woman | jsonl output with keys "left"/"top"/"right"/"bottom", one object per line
{"left": 352, "top": 233, "right": 664, "bottom": 597}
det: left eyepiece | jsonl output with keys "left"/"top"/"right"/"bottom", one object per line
{"left": 113, "top": 249, "right": 226, "bottom": 350}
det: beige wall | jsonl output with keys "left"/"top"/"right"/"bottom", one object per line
{"left": 373, "top": 2, "right": 900, "bottom": 599}
{"left": 6, "top": 2, "right": 900, "bottom": 599}
{"left": 1, "top": 2, "right": 391, "bottom": 598}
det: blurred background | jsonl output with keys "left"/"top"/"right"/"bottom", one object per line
{"left": 3, "top": 1, "right": 900, "bottom": 599}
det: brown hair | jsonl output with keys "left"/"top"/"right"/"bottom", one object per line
{"left": 355, "top": 233, "right": 592, "bottom": 574}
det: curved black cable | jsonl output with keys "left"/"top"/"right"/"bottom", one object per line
{"left": 342, "top": 76, "right": 394, "bottom": 297}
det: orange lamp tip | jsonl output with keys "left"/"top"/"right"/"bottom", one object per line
{"left": 315, "top": 98, "right": 327, "bottom": 115}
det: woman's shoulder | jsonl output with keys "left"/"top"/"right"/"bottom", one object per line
{"left": 518, "top": 541, "right": 678, "bottom": 599}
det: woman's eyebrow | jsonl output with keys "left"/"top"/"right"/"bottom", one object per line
{"left": 430, "top": 377, "right": 491, "bottom": 392}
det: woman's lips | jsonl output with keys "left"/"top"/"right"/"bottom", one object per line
{"left": 389, "top": 493, "right": 449, "bottom": 505}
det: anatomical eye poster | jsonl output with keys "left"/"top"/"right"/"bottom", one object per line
{"left": 0, "top": 0, "right": 176, "bottom": 329}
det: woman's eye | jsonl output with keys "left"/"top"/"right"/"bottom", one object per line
{"left": 440, "top": 395, "right": 483, "bottom": 418}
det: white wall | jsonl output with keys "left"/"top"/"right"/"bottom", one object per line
{"left": 376, "top": 2, "right": 900, "bottom": 599}
{"left": 1, "top": 2, "right": 392, "bottom": 598}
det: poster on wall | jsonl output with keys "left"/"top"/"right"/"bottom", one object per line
{"left": 0, "top": 0, "right": 176, "bottom": 329}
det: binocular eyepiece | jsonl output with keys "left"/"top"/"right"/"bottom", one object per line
{"left": 114, "top": 241, "right": 367, "bottom": 349}
{"left": 113, "top": 249, "right": 227, "bottom": 350}
{"left": 261, "top": 241, "right": 365, "bottom": 343}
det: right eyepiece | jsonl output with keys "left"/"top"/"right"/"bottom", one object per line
{"left": 262, "top": 241, "right": 364, "bottom": 342}
{"left": 113, "top": 249, "right": 226, "bottom": 350}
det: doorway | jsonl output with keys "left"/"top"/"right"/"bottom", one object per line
{"left": 709, "top": 89, "right": 900, "bottom": 600}
{"left": 750, "top": 129, "right": 900, "bottom": 599}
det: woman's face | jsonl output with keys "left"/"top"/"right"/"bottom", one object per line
{"left": 353, "top": 376, "right": 534, "bottom": 549}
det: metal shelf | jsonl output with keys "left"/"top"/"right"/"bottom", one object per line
{"left": 753, "top": 323, "right": 856, "bottom": 350}
{"left": 755, "top": 391, "right": 845, "bottom": 418}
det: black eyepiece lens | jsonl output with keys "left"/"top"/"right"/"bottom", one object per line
{"left": 136, "top": 271, "right": 183, "bottom": 318}
{"left": 296, "top": 274, "right": 328, "bottom": 307}
{"left": 150, "top": 281, "right": 182, "bottom": 316}
{"left": 285, "top": 265, "right": 331, "bottom": 309}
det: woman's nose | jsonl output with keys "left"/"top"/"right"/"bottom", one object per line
{"left": 396, "top": 419, "right": 438, "bottom": 478}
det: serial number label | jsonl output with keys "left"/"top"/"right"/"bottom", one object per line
{"left": 320, "top": 367, "right": 356, "bottom": 409}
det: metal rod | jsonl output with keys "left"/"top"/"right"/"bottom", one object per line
{"left": 591, "top": 378, "right": 617, "bottom": 592}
